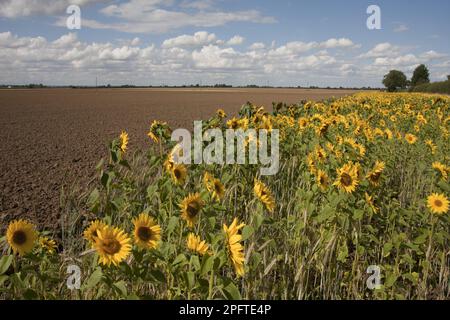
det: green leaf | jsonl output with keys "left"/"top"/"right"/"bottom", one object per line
{"left": 241, "top": 226, "right": 254, "bottom": 241}
{"left": 316, "top": 205, "right": 334, "bottom": 223}
{"left": 166, "top": 216, "right": 179, "bottom": 236}
{"left": 223, "top": 280, "right": 242, "bottom": 300}
{"left": 84, "top": 267, "right": 103, "bottom": 290}
{"left": 172, "top": 254, "right": 188, "bottom": 267}
{"left": 200, "top": 255, "right": 214, "bottom": 276}
{"left": 0, "top": 255, "right": 13, "bottom": 275}
{"left": 190, "top": 255, "right": 201, "bottom": 271}
{"left": 184, "top": 271, "right": 196, "bottom": 290}
{"left": 353, "top": 209, "right": 364, "bottom": 220}
{"left": 113, "top": 280, "right": 128, "bottom": 297}
{"left": 23, "top": 288, "right": 38, "bottom": 300}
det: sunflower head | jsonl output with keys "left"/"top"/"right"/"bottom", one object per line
{"left": 427, "top": 193, "right": 449, "bottom": 215}
{"left": 180, "top": 193, "right": 204, "bottom": 228}
{"left": 132, "top": 213, "right": 161, "bottom": 250}
{"left": 187, "top": 233, "right": 210, "bottom": 256}
{"left": 216, "top": 109, "right": 226, "bottom": 118}
{"left": 223, "top": 218, "right": 246, "bottom": 277}
{"left": 39, "top": 236, "right": 57, "bottom": 254}
{"left": 171, "top": 163, "right": 187, "bottom": 185}
{"left": 94, "top": 226, "right": 132, "bottom": 267}
{"left": 253, "top": 179, "right": 275, "bottom": 212}
{"left": 365, "top": 192, "right": 378, "bottom": 213}
{"left": 83, "top": 220, "right": 107, "bottom": 246}
{"left": 333, "top": 162, "right": 359, "bottom": 193}
{"left": 119, "top": 131, "right": 128, "bottom": 152}
{"left": 405, "top": 133, "right": 417, "bottom": 144}
{"left": 366, "top": 160, "right": 385, "bottom": 186}
{"left": 6, "top": 219, "right": 38, "bottom": 256}
{"left": 316, "top": 169, "right": 329, "bottom": 191}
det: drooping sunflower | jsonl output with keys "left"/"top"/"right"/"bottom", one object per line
{"left": 186, "top": 233, "right": 210, "bottom": 256}
{"left": 427, "top": 193, "right": 449, "bottom": 215}
{"left": 39, "top": 236, "right": 57, "bottom": 254}
{"left": 83, "top": 220, "right": 107, "bottom": 246}
{"left": 432, "top": 162, "right": 448, "bottom": 180}
{"left": 223, "top": 218, "right": 246, "bottom": 277}
{"left": 253, "top": 179, "right": 275, "bottom": 212}
{"left": 366, "top": 160, "right": 385, "bottom": 186}
{"left": 147, "top": 120, "right": 171, "bottom": 143}
{"left": 132, "top": 213, "right": 161, "bottom": 250}
{"left": 180, "top": 193, "right": 204, "bottom": 227}
{"left": 171, "top": 163, "right": 187, "bottom": 185}
{"left": 94, "top": 225, "right": 132, "bottom": 267}
{"left": 333, "top": 162, "right": 359, "bottom": 193}
{"left": 210, "top": 178, "right": 225, "bottom": 201}
{"left": 405, "top": 133, "right": 417, "bottom": 144}
{"left": 425, "top": 139, "right": 437, "bottom": 155}
{"left": 119, "top": 131, "right": 128, "bottom": 152}
{"left": 365, "top": 192, "right": 378, "bottom": 213}
{"left": 316, "top": 169, "right": 329, "bottom": 191}
{"left": 6, "top": 220, "right": 38, "bottom": 256}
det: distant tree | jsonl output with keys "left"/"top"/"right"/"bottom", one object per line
{"left": 447, "top": 75, "right": 450, "bottom": 81}
{"left": 383, "top": 70, "right": 407, "bottom": 92}
{"left": 411, "top": 64, "right": 430, "bottom": 87}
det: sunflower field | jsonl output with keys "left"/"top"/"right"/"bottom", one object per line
{"left": 1, "top": 92, "right": 449, "bottom": 300}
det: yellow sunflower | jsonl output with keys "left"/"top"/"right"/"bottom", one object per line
{"left": 119, "top": 131, "right": 128, "bottom": 152}
{"left": 333, "top": 162, "right": 359, "bottom": 193}
{"left": 132, "top": 213, "right": 161, "bottom": 250}
{"left": 427, "top": 193, "right": 449, "bottom": 215}
{"left": 405, "top": 133, "right": 417, "bottom": 144}
{"left": 366, "top": 160, "right": 385, "bottom": 186}
{"left": 39, "top": 236, "right": 57, "bottom": 254}
{"left": 216, "top": 109, "right": 227, "bottom": 118}
{"left": 432, "top": 162, "right": 448, "bottom": 180}
{"left": 180, "top": 193, "right": 204, "bottom": 227}
{"left": 365, "top": 192, "right": 378, "bottom": 213}
{"left": 6, "top": 219, "right": 38, "bottom": 256}
{"left": 94, "top": 225, "right": 132, "bottom": 267}
{"left": 226, "top": 117, "right": 240, "bottom": 129}
{"left": 171, "top": 163, "right": 187, "bottom": 185}
{"left": 425, "top": 140, "right": 437, "bottom": 155}
{"left": 253, "top": 179, "right": 275, "bottom": 212}
{"left": 83, "top": 220, "right": 107, "bottom": 247}
{"left": 186, "top": 233, "right": 210, "bottom": 256}
{"left": 223, "top": 218, "right": 246, "bottom": 277}
{"left": 316, "top": 169, "right": 329, "bottom": 191}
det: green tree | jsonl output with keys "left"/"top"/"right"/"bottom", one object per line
{"left": 411, "top": 64, "right": 430, "bottom": 87}
{"left": 382, "top": 70, "right": 407, "bottom": 92}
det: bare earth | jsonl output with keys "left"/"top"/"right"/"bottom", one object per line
{"left": 0, "top": 88, "right": 357, "bottom": 230}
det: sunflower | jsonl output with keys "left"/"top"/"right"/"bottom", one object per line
{"left": 39, "top": 236, "right": 57, "bottom": 254}
{"left": 427, "top": 193, "right": 449, "bottom": 215}
{"left": 365, "top": 193, "right": 378, "bottom": 213}
{"left": 432, "top": 162, "right": 448, "bottom": 180}
{"left": 186, "top": 233, "right": 210, "bottom": 256}
{"left": 83, "top": 220, "right": 107, "bottom": 246}
{"left": 405, "top": 133, "right": 417, "bottom": 144}
{"left": 253, "top": 179, "right": 275, "bottom": 212}
{"left": 366, "top": 160, "right": 385, "bottom": 186}
{"left": 425, "top": 140, "right": 437, "bottom": 155}
{"left": 333, "top": 162, "right": 359, "bottom": 193}
{"left": 216, "top": 109, "right": 226, "bottom": 118}
{"left": 119, "top": 131, "right": 128, "bottom": 152}
{"left": 259, "top": 115, "right": 273, "bottom": 132}
{"left": 94, "top": 225, "right": 132, "bottom": 267}
{"left": 180, "top": 193, "right": 204, "bottom": 227}
{"left": 314, "top": 146, "right": 327, "bottom": 163}
{"left": 223, "top": 218, "right": 246, "bottom": 277}
{"left": 316, "top": 169, "right": 329, "bottom": 191}
{"left": 132, "top": 213, "right": 161, "bottom": 250}
{"left": 6, "top": 220, "right": 38, "bottom": 256}
{"left": 227, "top": 117, "right": 240, "bottom": 129}
{"left": 148, "top": 120, "right": 170, "bottom": 143}
{"left": 171, "top": 163, "right": 187, "bottom": 185}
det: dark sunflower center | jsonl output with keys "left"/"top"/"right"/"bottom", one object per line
{"left": 187, "top": 202, "right": 200, "bottom": 217}
{"left": 174, "top": 169, "right": 181, "bottom": 179}
{"left": 214, "top": 183, "right": 222, "bottom": 193}
{"left": 340, "top": 173, "right": 352, "bottom": 187}
{"left": 371, "top": 172, "right": 381, "bottom": 181}
{"left": 102, "top": 239, "right": 122, "bottom": 255}
{"left": 137, "top": 226, "right": 153, "bottom": 241}
{"left": 434, "top": 200, "right": 443, "bottom": 207}
{"left": 320, "top": 176, "right": 326, "bottom": 184}
{"left": 12, "top": 230, "right": 27, "bottom": 245}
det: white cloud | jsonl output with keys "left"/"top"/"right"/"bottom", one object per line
{"left": 420, "top": 50, "right": 447, "bottom": 60}
{"left": 393, "top": 23, "right": 409, "bottom": 33}
{"left": 358, "top": 43, "right": 401, "bottom": 58}
{"left": 226, "top": 35, "right": 245, "bottom": 46}
{"left": 162, "top": 31, "right": 216, "bottom": 48}
{"left": 249, "top": 42, "right": 265, "bottom": 50}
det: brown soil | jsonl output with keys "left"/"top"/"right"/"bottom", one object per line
{"left": 0, "top": 88, "right": 357, "bottom": 231}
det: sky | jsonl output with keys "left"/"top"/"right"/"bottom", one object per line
{"left": 0, "top": 0, "right": 449, "bottom": 87}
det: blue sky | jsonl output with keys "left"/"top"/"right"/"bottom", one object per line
{"left": 0, "top": 0, "right": 449, "bottom": 86}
